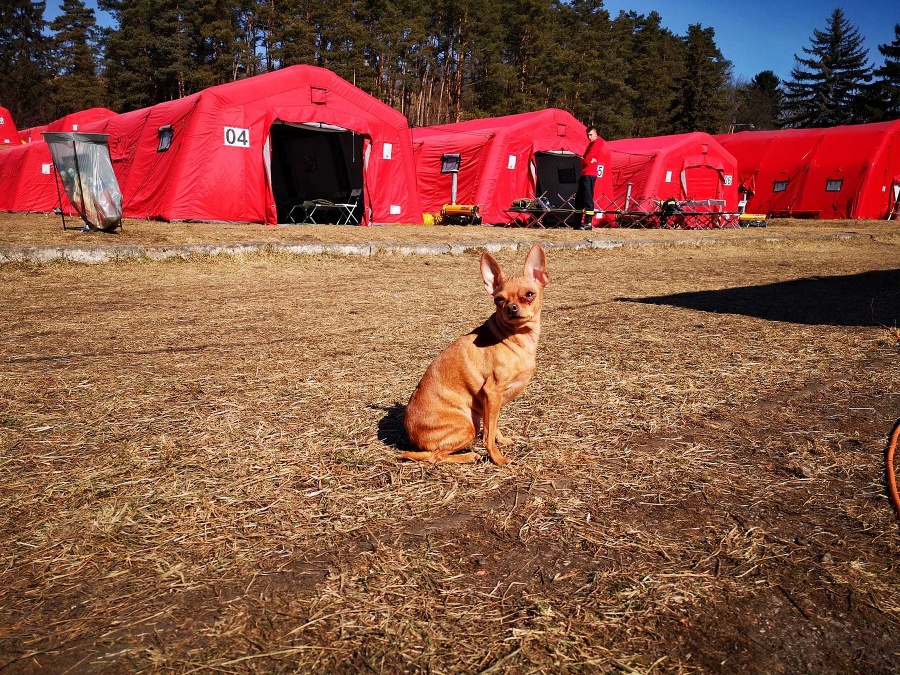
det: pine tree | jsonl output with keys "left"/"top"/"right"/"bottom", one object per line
{"left": 0, "top": 0, "right": 52, "bottom": 128}
{"left": 782, "top": 8, "right": 872, "bottom": 128}
{"left": 259, "top": 0, "right": 324, "bottom": 71}
{"left": 867, "top": 23, "right": 900, "bottom": 120}
{"left": 182, "top": 0, "right": 253, "bottom": 86}
{"left": 550, "top": 0, "right": 628, "bottom": 134}
{"left": 669, "top": 24, "right": 732, "bottom": 134}
{"left": 49, "top": 0, "right": 108, "bottom": 118}
{"left": 733, "top": 70, "right": 782, "bottom": 130}
{"left": 612, "top": 10, "right": 685, "bottom": 139}
{"left": 100, "top": 0, "right": 215, "bottom": 109}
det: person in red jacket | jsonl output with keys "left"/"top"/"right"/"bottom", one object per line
{"left": 574, "top": 126, "right": 604, "bottom": 230}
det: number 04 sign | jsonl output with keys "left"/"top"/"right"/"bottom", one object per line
{"left": 224, "top": 127, "right": 250, "bottom": 147}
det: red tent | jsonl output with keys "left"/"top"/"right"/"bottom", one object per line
{"left": 714, "top": 121, "right": 900, "bottom": 219}
{"left": 16, "top": 126, "right": 46, "bottom": 144}
{"left": 607, "top": 132, "right": 739, "bottom": 212}
{"left": 15, "top": 109, "right": 117, "bottom": 144}
{"left": 412, "top": 109, "right": 612, "bottom": 224}
{"left": 0, "top": 110, "right": 121, "bottom": 214}
{"left": 0, "top": 142, "right": 55, "bottom": 212}
{"left": 78, "top": 66, "right": 422, "bottom": 225}
{"left": 47, "top": 108, "right": 117, "bottom": 133}
{"left": 0, "top": 106, "right": 21, "bottom": 148}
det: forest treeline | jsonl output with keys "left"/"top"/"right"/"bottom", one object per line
{"left": 2, "top": 0, "right": 899, "bottom": 138}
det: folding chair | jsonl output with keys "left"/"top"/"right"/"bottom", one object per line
{"left": 335, "top": 188, "right": 363, "bottom": 225}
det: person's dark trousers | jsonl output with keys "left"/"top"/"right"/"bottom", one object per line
{"left": 574, "top": 174, "right": 597, "bottom": 229}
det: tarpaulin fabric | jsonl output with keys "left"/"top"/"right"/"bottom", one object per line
{"left": 715, "top": 120, "right": 900, "bottom": 219}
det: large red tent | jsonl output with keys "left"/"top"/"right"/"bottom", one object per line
{"left": 412, "top": 109, "right": 612, "bottom": 224}
{"left": 0, "top": 142, "right": 55, "bottom": 213}
{"left": 1, "top": 66, "right": 423, "bottom": 225}
{"left": 607, "top": 132, "right": 739, "bottom": 213}
{"left": 0, "top": 106, "right": 21, "bottom": 148}
{"left": 0, "top": 109, "right": 119, "bottom": 214}
{"left": 16, "top": 108, "right": 117, "bottom": 144}
{"left": 90, "top": 66, "right": 423, "bottom": 224}
{"left": 714, "top": 121, "right": 900, "bottom": 219}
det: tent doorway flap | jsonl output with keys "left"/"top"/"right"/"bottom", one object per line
{"left": 270, "top": 122, "right": 365, "bottom": 224}
{"left": 534, "top": 151, "right": 579, "bottom": 209}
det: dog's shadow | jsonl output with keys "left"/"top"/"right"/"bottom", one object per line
{"left": 371, "top": 402, "right": 411, "bottom": 451}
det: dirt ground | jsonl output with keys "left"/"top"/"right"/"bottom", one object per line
{"left": 1, "top": 216, "right": 899, "bottom": 673}
{"left": 0, "top": 212, "right": 895, "bottom": 249}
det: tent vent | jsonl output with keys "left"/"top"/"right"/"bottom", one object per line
{"left": 440, "top": 153, "right": 461, "bottom": 174}
{"left": 825, "top": 178, "right": 843, "bottom": 192}
{"left": 311, "top": 87, "right": 327, "bottom": 105}
{"left": 557, "top": 124, "right": 567, "bottom": 137}
{"left": 157, "top": 125, "right": 174, "bottom": 152}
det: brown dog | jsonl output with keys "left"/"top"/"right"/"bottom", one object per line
{"left": 402, "top": 244, "right": 549, "bottom": 465}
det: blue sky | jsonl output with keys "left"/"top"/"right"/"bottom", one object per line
{"left": 49, "top": 1, "right": 899, "bottom": 84}
{"left": 602, "top": 1, "right": 898, "bottom": 82}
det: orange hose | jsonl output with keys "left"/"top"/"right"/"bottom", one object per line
{"left": 887, "top": 419, "right": 900, "bottom": 516}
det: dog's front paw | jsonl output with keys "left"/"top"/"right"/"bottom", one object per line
{"left": 486, "top": 446, "right": 510, "bottom": 466}
{"left": 495, "top": 432, "right": 513, "bottom": 446}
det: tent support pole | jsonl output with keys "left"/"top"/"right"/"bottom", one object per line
{"left": 51, "top": 165, "right": 68, "bottom": 231}
{"left": 71, "top": 141, "right": 89, "bottom": 228}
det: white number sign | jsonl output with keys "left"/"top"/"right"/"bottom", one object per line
{"left": 224, "top": 126, "right": 250, "bottom": 147}
{"left": 723, "top": 174, "right": 733, "bottom": 186}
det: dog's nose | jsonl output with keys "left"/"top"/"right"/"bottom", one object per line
{"left": 507, "top": 303, "right": 519, "bottom": 314}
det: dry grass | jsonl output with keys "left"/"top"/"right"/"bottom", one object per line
{"left": 0, "top": 212, "right": 896, "bottom": 250}
{"left": 1, "top": 220, "right": 899, "bottom": 673}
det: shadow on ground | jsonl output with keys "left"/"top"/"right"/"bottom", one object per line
{"left": 372, "top": 402, "right": 410, "bottom": 450}
{"left": 616, "top": 269, "right": 900, "bottom": 327}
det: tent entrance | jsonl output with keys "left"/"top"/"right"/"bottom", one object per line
{"left": 270, "top": 122, "right": 365, "bottom": 224}
{"left": 889, "top": 181, "right": 900, "bottom": 220}
{"left": 534, "top": 151, "right": 579, "bottom": 208}
{"left": 682, "top": 165, "right": 723, "bottom": 200}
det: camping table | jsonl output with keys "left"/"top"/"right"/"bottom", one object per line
{"left": 502, "top": 207, "right": 584, "bottom": 228}
{"left": 288, "top": 200, "right": 345, "bottom": 225}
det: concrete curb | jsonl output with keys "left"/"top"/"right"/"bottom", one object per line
{"left": 0, "top": 230, "right": 863, "bottom": 265}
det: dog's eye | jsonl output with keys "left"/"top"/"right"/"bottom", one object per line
{"left": 494, "top": 296, "right": 503, "bottom": 304}
{"left": 524, "top": 291, "right": 535, "bottom": 299}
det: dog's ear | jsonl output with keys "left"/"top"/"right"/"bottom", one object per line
{"left": 523, "top": 244, "right": 550, "bottom": 287}
{"left": 481, "top": 252, "right": 505, "bottom": 295}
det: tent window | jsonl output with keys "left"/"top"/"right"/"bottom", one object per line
{"left": 557, "top": 166, "right": 576, "bottom": 183}
{"left": 825, "top": 178, "right": 842, "bottom": 192}
{"left": 157, "top": 125, "right": 173, "bottom": 152}
{"left": 441, "top": 153, "right": 461, "bottom": 173}
{"left": 773, "top": 180, "right": 789, "bottom": 193}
